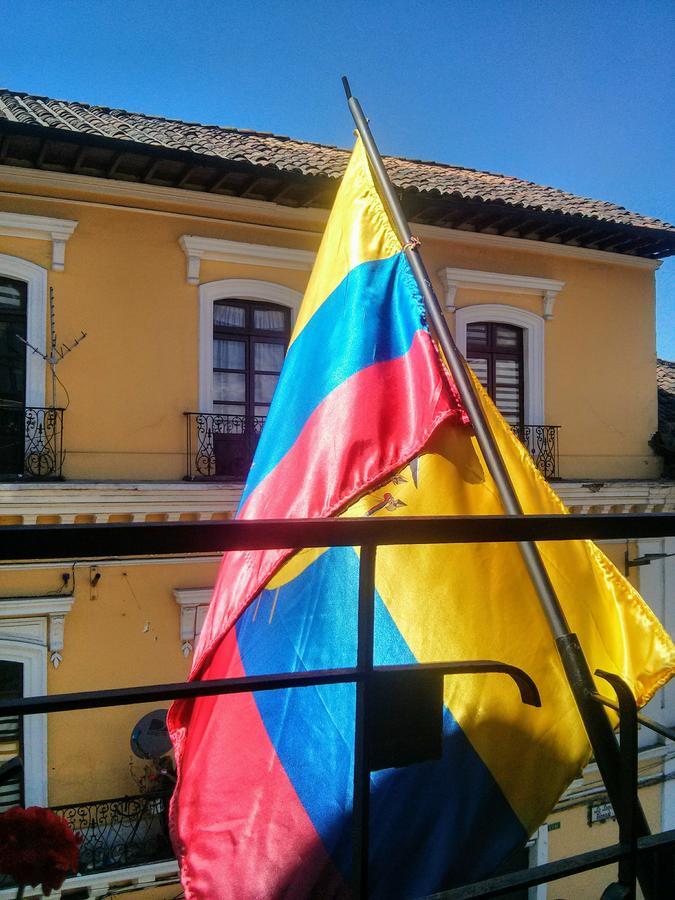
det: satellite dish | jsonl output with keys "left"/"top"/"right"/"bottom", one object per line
{"left": 130, "top": 709, "right": 172, "bottom": 759}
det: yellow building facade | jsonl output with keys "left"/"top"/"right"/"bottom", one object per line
{"left": 0, "top": 89, "right": 673, "bottom": 898}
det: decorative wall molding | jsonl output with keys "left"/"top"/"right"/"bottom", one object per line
{"left": 438, "top": 266, "right": 565, "bottom": 319}
{"left": 455, "top": 303, "right": 545, "bottom": 425}
{"left": 0, "top": 211, "right": 78, "bottom": 271}
{"left": 0, "top": 596, "right": 74, "bottom": 668}
{"left": 0, "top": 253, "right": 47, "bottom": 406}
{"left": 199, "top": 278, "right": 303, "bottom": 410}
{"left": 179, "top": 235, "right": 315, "bottom": 284}
{"left": 173, "top": 588, "right": 211, "bottom": 656}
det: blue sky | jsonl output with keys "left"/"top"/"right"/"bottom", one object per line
{"left": 1, "top": 0, "right": 673, "bottom": 355}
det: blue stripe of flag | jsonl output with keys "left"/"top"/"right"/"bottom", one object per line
{"left": 239, "top": 253, "right": 426, "bottom": 508}
{"left": 235, "top": 546, "right": 527, "bottom": 898}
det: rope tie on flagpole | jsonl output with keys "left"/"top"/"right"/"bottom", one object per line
{"left": 402, "top": 235, "right": 421, "bottom": 252}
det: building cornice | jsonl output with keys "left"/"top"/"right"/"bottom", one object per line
{"left": 418, "top": 222, "right": 662, "bottom": 270}
{"left": 0, "top": 162, "right": 326, "bottom": 226}
{"left": 179, "top": 234, "right": 315, "bottom": 284}
{"left": 0, "top": 210, "right": 78, "bottom": 270}
{"left": 0, "top": 479, "right": 671, "bottom": 524}
{"left": 0, "top": 164, "right": 663, "bottom": 270}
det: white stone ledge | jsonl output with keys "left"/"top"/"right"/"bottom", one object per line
{"left": 0, "top": 859, "right": 179, "bottom": 899}
{"left": 0, "top": 481, "right": 241, "bottom": 519}
{"left": 556, "top": 480, "right": 675, "bottom": 513}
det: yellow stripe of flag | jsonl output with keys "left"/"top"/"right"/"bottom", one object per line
{"left": 344, "top": 374, "right": 674, "bottom": 833}
{"left": 290, "top": 139, "right": 401, "bottom": 346}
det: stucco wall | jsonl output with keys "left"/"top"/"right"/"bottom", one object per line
{"left": 0, "top": 176, "right": 660, "bottom": 482}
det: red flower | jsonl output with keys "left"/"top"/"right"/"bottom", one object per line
{"left": 0, "top": 806, "right": 82, "bottom": 895}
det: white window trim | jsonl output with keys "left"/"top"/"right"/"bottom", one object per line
{"left": 0, "top": 253, "right": 48, "bottom": 407}
{"left": 438, "top": 266, "right": 564, "bottom": 319}
{"left": 0, "top": 595, "right": 73, "bottom": 668}
{"left": 0, "top": 632, "right": 48, "bottom": 807}
{"left": 199, "top": 278, "right": 303, "bottom": 411}
{"left": 0, "top": 596, "right": 74, "bottom": 806}
{"left": 180, "top": 235, "right": 315, "bottom": 285}
{"left": 455, "top": 304, "right": 545, "bottom": 425}
{"left": 0, "top": 212, "right": 77, "bottom": 272}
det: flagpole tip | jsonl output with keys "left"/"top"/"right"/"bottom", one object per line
{"left": 341, "top": 76, "right": 352, "bottom": 100}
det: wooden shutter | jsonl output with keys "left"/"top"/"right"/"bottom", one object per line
{"left": 466, "top": 322, "right": 524, "bottom": 427}
{"left": 0, "top": 660, "right": 23, "bottom": 810}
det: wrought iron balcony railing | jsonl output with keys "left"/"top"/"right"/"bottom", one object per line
{"left": 0, "top": 790, "right": 174, "bottom": 887}
{"left": 184, "top": 412, "right": 559, "bottom": 482}
{"left": 0, "top": 405, "right": 64, "bottom": 480}
{"left": 512, "top": 424, "right": 560, "bottom": 479}
{"left": 56, "top": 790, "right": 174, "bottom": 874}
{"left": 184, "top": 411, "right": 265, "bottom": 481}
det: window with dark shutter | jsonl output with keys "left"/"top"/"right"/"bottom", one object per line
{"left": 466, "top": 322, "right": 524, "bottom": 428}
{"left": 211, "top": 300, "right": 290, "bottom": 479}
{"left": 0, "top": 277, "right": 27, "bottom": 476}
{"left": 0, "top": 660, "right": 23, "bottom": 812}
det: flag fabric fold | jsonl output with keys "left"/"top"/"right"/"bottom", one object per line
{"left": 168, "top": 139, "right": 674, "bottom": 900}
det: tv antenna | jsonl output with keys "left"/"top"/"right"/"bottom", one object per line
{"left": 18, "top": 287, "right": 87, "bottom": 408}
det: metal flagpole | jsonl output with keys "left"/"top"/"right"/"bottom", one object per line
{"left": 341, "top": 76, "right": 655, "bottom": 897}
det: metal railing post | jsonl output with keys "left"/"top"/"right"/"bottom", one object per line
{"left": 353, "top": 543, "right": 377, "bottom": 897}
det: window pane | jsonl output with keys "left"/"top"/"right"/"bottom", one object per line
{"left": 254, "top": 405, "right": 270, "bottom": 420}
{"left": 466, "top": 322, "right": 488, "bottom": 350}
{"left": 214, "top": 339, "right": 245, "bottom": 370}
{"left": 495, "top": 325, "right": 520, "bottom": 349}
{"left": 214, "top": 303, "right": 245, "bottom": 328}
{"left": 213, "top": 372, "right": 245, "bottom": 402}
{"left": 255, "top": 373, "right": 279, "bottom": 404}
{"left": 0, "top": 363, "right": 25, "bottom": 399}
{"left": 0, "top": 322, "right": 24, "bottom": 357}
{"left": 0, "top": 279, "right": 25, "bottom": 310}
{"left": 254, "top": 342, "right": 284, "bottom": 372}
{"left": 467, "top": 357, "right": 489, "bottom": 390}
{"left": 211, "top": 403, "right": 246, "bottom": 417}
{"left": 254, "top": 308, "right": 286, "bottom": 331}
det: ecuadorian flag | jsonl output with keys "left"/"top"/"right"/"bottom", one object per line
{"left": 168, "top": 140, "right": 674, "bottom": 900}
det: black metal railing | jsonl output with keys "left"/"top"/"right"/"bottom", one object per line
{"left": 0, "top": 406, "right": 64, "bottom": 480}
{"left": 512, "top": 424, "right": 560, "bottom": 479}
{"left": 183, "top": 414, "right": 559, "bottom": 482}
{"left": 184, "top": 411, "right": 265, "bottom": 481}
{"left": 0, "top": 514, "right": 673, "bottom": 899}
